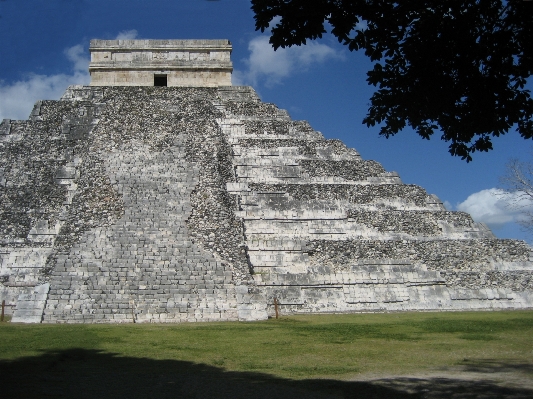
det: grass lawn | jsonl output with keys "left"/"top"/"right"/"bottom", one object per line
{"left": 1, "top": 311, "right": 532, "bottom": 398}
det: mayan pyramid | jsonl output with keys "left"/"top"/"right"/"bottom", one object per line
{"left": 1, "top": 39, "right": 532, "bottom": 323}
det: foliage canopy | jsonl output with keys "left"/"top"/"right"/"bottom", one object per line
{"left": 251, "top": 0, "right": 533, "bottom": 161}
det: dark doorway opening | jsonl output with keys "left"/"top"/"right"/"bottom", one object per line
{"left": 154, "top": 74, "right": 167, "bottom": 87}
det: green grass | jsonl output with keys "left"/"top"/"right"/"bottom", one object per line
{"left": 1, "top": 311, "right": 532, "bottom": 378}
{"left": 1, "top": 311, "right": 532, "bottom": 398}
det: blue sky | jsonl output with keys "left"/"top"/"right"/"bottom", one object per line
{"left": 1, "top": 0, "right": 532, "bottom": 242}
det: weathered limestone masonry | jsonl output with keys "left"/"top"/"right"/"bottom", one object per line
{"left": 1, "top": 39, "right": 532, "bottom": 323}
{"left": 215, "top": 88, "right": 533, "bottom": 315}
{"left": 89, "top": 39, "right": 232, "bottom": 87}
{"left": 0, "top": 86, "right": 267, "bottom": 323}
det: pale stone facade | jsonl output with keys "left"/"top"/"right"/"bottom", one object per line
{"left": 1, "top": 40, "right": 533, "bottom": 323}
{"left": 89, "top": 39, "right": 232, "bottom": 87}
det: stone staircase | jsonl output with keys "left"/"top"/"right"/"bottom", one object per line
{"left": 43, "top": 136, "right": 240, "bottom": 323}
{"left": 1, "top": 85, "right": 532, "bottom": 323}
{"left": 215, "top": 86, "right": 533, "bottom": 315}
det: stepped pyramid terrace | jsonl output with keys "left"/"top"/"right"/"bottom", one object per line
{"left": 1, "top": 39, "right": 533, "bottom": 323}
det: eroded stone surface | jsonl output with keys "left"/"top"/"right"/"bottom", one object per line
{"left": 1, "top": 84, "right": 532, "bottom": 322}
{"left": 89, "top": 39, "right": 232, "bottom": 87}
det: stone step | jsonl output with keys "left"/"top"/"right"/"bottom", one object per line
{"left": 239, "top": 193, "right": 443, "bottom": 212}
{"left": 232, "top": 140, "right": 362, "bottom": 161}
{"left": 234, "top": 157, "right": 300, "bottom": 166}
{"left": 259, "top": 264, "right": 443, "bottom": 285}
{"left": 236, "top": 208, "right": 346, "bottom": 220}
{"left": 222, "top": 101, "right": 291, "bottom": 120}
{"left": 237, "top": 175, "right": 371, "bottom": 184}
{"left": 246, "top": 218, "right": 494, "bottom": 241}
{"left": 248, "top": 250, "right": 309, "bottom": 270}
{"left": 236, "top": 182, "right": 422, "bottom": 198}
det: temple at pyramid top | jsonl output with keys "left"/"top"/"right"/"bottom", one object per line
{"left": 89, "top": 39, "right": 232, "bottom": 87}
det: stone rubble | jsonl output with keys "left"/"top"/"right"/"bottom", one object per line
{"left": 0, "top": 83, "right": 532, "bottom": 323}
{"left": 218, "top": 86, "right": 533, "bottom": 314}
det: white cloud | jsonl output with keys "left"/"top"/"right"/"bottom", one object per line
{"left": 234, "top": 36, "right": 345, "bottom": 87}
{"left": 0, "top": 43, "right": 90, "bottom": 121}
{"left": 115, "top": 29, "right": 139, "bottom": 40}
{"left": 456, "top": 188, "right": 533, "bottom": 229}
{"left": 231, "top": 70, "right": 246, "bottom": 86}
{"left": 0, "top": 29, "right": 141, "bottom": 121}
{"left": 64, "top": 44, "right": 90, "bottom": 72}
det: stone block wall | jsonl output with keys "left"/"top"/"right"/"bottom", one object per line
{"left": 215, "top": 86, "right": 533, "bottom": 315}
{"left": 90, "top": 70, "right": 232, "bottom": 87}
{"left": 89, "top": 39, "right": 233, "bottom": 87}
{"left": 1, "top": 86, "right": 268, "bottom": 322}
{"left": 1, "top": 84, "right": 532, "bottom": 323}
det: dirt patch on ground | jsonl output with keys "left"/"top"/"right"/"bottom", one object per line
{"left": 348, "top": 360, "right": 533, "bottom": 398}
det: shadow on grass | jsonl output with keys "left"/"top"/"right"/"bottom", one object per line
{"left": 458, "top": 358, "right": 533, "bottom": 374}
{"left": 0, "top": 349, "right": 531, "bottom": 399}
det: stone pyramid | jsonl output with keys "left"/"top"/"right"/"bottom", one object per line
{"left": 1, "top": 40, "right": 532, "bottom": 323}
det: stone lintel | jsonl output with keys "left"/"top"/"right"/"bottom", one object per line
{"left": 89, "top": 39, "right": 232, "bottom": 51}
